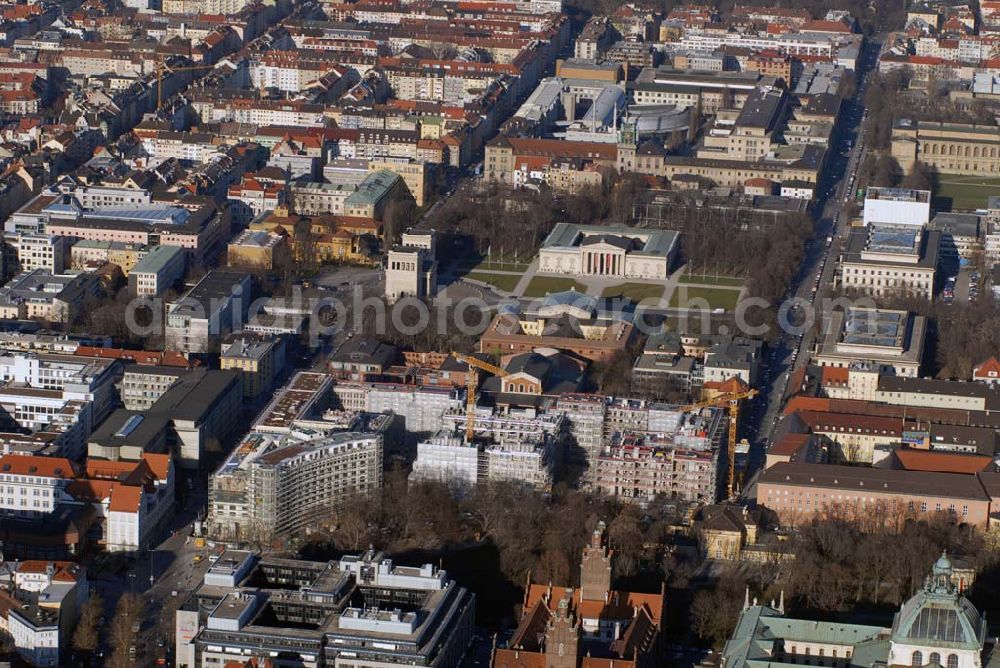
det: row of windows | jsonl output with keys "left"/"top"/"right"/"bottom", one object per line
{"left": 912, "top": 651, "right": 959, "bottom": 668}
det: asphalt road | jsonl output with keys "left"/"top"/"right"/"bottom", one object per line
{"left": 739, "top": 37, "right": 884, "bottom": 500}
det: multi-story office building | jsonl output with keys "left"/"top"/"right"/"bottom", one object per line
{"left": 0, "top": 351, "right": 121, "bottom": 457}
{"left": 411, "top": 425, "right": 559, "bottom": 492}
{"left": 128, "top": 244, "right": 186, "bottom": 297}
{"left": 165, "top": 271, "right": 252, "bottom": 354}
{"left": 554, "top": 393, "right": 607, "bottom": 464}
{"left": 210, "top": 371, "right": 392, "bottom": 538}
{"left": 209, "top": 430, "right": 383, "bottom": 538}
{"left": 815, "top": 308, "right": 926, "bottom": 377}
{"left": 175, "top": 549, "right": 475, "bottom": 668}
{"left": 366, "top": 384, "right": 462, "bottom": 437}
{"left": 839, "top": 225, "right": 939, "bottom": 300}
{"left": 120, "top": 364, "right": 189, "bottom": 411}
{"left": 8, "top": 192, "right": 228, "bottom": 266}
{"left": 114, "top": 365, "right": 242, "bottom": 468}
{"left": 757, "top": 462, "right": 996, "bottom": 527}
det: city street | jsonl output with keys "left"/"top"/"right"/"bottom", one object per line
{"left": 740, "top": 37, "right": 883, "bottom": 497}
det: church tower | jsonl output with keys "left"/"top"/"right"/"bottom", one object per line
{"left": 544, "top": 594, "right": 580, "bottom": 668}
{"left": 580, "top": 521, "right": 612, "bottom": 602}
{"left": 617, "top": 121, "right": 637, "bottom": 173}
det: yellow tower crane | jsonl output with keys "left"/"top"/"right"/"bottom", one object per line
{"left": 681, "top": 379, "right": 758, "bottom": 499}
{"left": 452, "top": 352, "right": 509, "bottom": 442}
{"left": 156, "top": 61, "right": 216, "bottom": 110}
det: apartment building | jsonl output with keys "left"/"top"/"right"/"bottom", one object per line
{"left": 590, "top": 438, "right": 720, "bottom": 503}
{"left": 220, "top": 335, "right": 285, "bottom": 401}
{"left": 0, "top": 270, "right": 103, "bottom": 324}
{"left": 227, "top": 176, "right": 286, "bottom": 225}
{"left": 189, "top": 92, "right": 327, "bottom": 127}
{"left": 165, "top": 271, "right": 252, "bottom": 354}
{"left": 0, "top": 561, "right": 86, "bottom": 668}
{"left": 250, "top": 50, "right": 351, "bottom": 94}
{"left": 175, "top": 550, "right": 474, "bottom": 668}
{"left": 128, "top": 244, "right": 186, "bottom": 297}
{"left": 69, "top": 241, "right": 147, "bottom": 274}
{"left": 0, "top": 453, "right": 174, "bottom": 554}
{"left": 3, "top": 234, "right": 68, "bottom": 273}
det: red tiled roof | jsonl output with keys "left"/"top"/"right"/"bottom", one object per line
{"left": 894, "top": 449, "right": 993, "bottom": 475}
{"left": 821, "top": 366, "right": 849, "bottom": 386}
{"left": 974, "top": 357, "right": 1000, "bottom": 379}
{"left": 770, "top": 432, "right": 811, "bottom": 457}
{"left": 0, "top": 455, "right": 75, "bottom": 478}
{"left": 798, "top": 410, "right": 908, "bottom": 435}
{"left": 109, "top": 485, "right": 142, "bottom": 513}
{"left": 523, "top": 584, "right": 663, "bottom": 626}
{"left": 800, "top": 18, "right": 852, "bottom": 32}
{"left": 783, "top": 396, "right": 831, "bottom": 414}
{"left": 141, "top": 453, "right": 171, "bottom": 480}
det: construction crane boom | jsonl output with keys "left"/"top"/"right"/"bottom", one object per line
{"left": 681, "top": 381, "right": 758, "bottom": 499}
{"left": 452, "top": 353, "right": 509, "bottom": 442}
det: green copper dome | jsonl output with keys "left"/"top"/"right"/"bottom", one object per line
{"left": 891, "top": 552, "right": 986, "bottom": 650}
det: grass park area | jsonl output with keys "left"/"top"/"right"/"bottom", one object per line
{"left": 473, "top": 260, "right": 531, "bottom": 273}
{"left": 464, "top": 272, "right": 521, "bottom": 292}
{"left": 522, "top": 276, "right": 589, "bottom": 298}
{"left": 601, "top": 282, "right": 667, "bottom": 303}
{"left": 669, "top": 285, "right": 742, "bottom": 311}
{"left": 681, "top": 273, "right": 745, "bottom": 287}
{"left": 934, "top": 175, "right": 1000, "bottom": 211}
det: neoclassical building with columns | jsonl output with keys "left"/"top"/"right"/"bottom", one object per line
{"left": 537, "top": 223, "right": 679, "bottom": 280}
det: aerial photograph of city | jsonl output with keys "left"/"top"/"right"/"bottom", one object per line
{"left": 5, "top": 0, "right": 1000, "bottom": 664}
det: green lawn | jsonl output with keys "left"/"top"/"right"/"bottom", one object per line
{"left": 669, "top": 285, "right": 742, "bottom": 310}
{"left": 464, "top": 272, "right": 521, "bottom": 292}
{"left": 523, "top": 276, "right": 589, "bottom": 298}
{"left": 472, "top": 258, "right": 531, "bottom": 273}
{"left": 601, "top": 282, "right": 667, "bottom": 303}
{"left": 935, "top": 175, "right": 1000, "bottom": 211}
{"left": 681, "top": 273, "right": 745, "bottom": 287}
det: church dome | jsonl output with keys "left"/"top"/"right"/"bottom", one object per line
{"left": 891, "top": 552, "right": 986, "bottom": 650}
